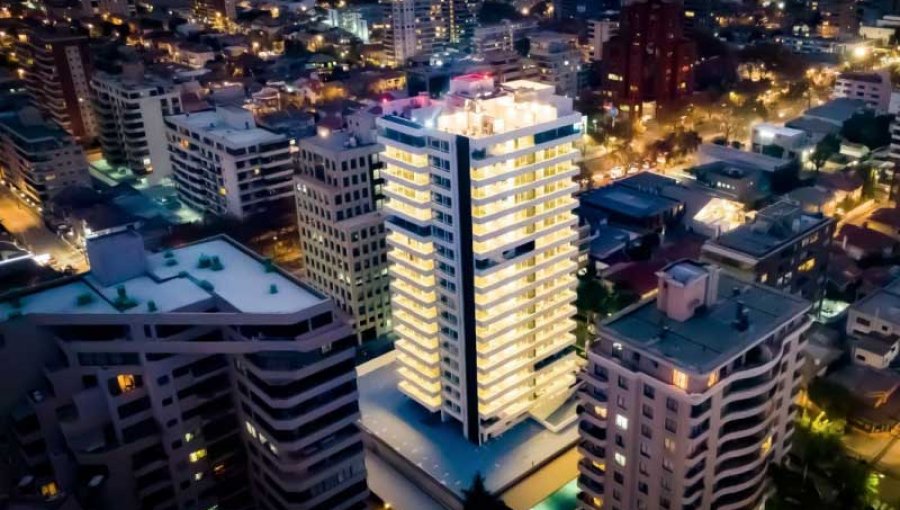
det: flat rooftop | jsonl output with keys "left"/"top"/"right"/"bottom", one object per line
{"left": 0, "top": 235, "right": 325, "bottom": 319}
{"left": 358, "top": 353, "right": 578, "bottom": 499}
{"left": 852, "top": 277, "right": 900, "bottom": 326}
{"left": 581, "top": 183, "right": 682, "bottom": 219}
{"left": 167, "top": 108, "right": 285, "bottom": 147}
{"left": 600, "top": 273, "right": 809, "bottom": 372}
{"left": 707, "top": 201, "right": 830, "bottom": 257}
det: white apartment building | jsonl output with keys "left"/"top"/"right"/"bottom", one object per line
{"left": 587, "top": 19, "right": 618, "bottom": 62}
{"left": 846, "top": 278, "right": 900, "bottom": 369}
{"left": 0, "top": 108, "right": 90, "bottom": 208}
{"left": 832, "top": 70, "right": 892, "bottom": 113}
{"left": 383, "top": 0, "right": 441, "bottom": 66}
{"left": 93, "top": 65, "right": 182, "bottom": 184}
{"left": 296, "top": 115, "right": 392, "bottom": 343}
{"left": 578, "top": 260, "right": 810, "bottom": 510}
{"left": 164, "top": 106, "right": 294, "bottom": 219}
{"left": 376, "top": 75, "right": 582, "bottom": 443}
{"left": 750, "top": 123, "right": 815, "bottom": 164}
{"left": 0, "top": 230, "right": 368, "bottom": 510}
{"left": 528, "top": 32, "right": 582, "bottom": 98}
{"left": 325, "top": 8, "right": 370, "bottom": 43}
{"left": 472, "top": 19, "right": 537, "bottom": 55}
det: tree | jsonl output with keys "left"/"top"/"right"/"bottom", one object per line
{"left": 841, "top": 111, "right": 893, "bottom": 150}
{"left": 478, "top": 1, "right": 521, "bottom": 23}
{"left": 462, "top": 473, "right": 510, "bottom": 510}
{"left": 811, "top": 133, "right": 841, "bottom": 173}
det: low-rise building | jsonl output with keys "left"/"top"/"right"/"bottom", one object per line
{"left": 0, "top": 108, "right": 90, "bottom": 208}
{"left": 750, "top": 123, "right": 815, "bottom": 164}
{"left": 701, "top": 201, "right": 835, "bottom": 302}
{"left": 847, "top": 278, "right": 900, "bottom": 368}
{"left": 528, "top": 32, "right": 582, "bottom": 98}
{"left": 164, "top": 106, "right": 294, "bottom": 219}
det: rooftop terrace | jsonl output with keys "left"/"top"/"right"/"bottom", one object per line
{"left": 0, "top": 235, "right": 324, "bottom": 320}
{"left": 709, "top": 201, "right": 830, "bottom": 257}
{"left": 852, "top": 277, "right": 900, "bottom": 326}
{"left": 600, "top": 272, "right": 809, "bottom": 372}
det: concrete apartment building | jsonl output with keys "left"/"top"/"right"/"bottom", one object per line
{"left": 164, "top": 106, "right": 294, "bottom": 219}
{"left": 528, "top": 32, "right": 582, "bottom": 98}
{"left": 832, "top": 70, "right": 892, "bottom": 113}
{"left": 16, "top": 27, "right": 97, "bottom": 141}
{"left": 92, "top": 65, "right": 182, "bottom": 184}
{"left": 193, "top": 0, "right": 237, "bottom": 29}
{"left": 846, "top": 278, "right": 900, "bottom": 369}
{"left": 750, "top": 123, "right": 815, "bottom": 164}
{"left": 472, "top": 19, "right": 537, "bottom": 54}
{"left": 701, "top": 201, "right": 835, "bottom": 303}
{"left": 587, "top": 19, "right": 618, "bottom": 62}
{"left": 295, "top": 115, "right": 391, "bottom": 343}
{"left": 376, "top": 75, "right": 582, "bottom": 443}
{"left": 382, "top": 0, "right": 440, "bottom": 66}
{"left": 578, "top": 260, "right": 811, "bottom": 510}
{"left": 0, "top": 107, "right": 90, "bottom": 208}
{"left": 0, "top": 230, "right": 369, "bottom": 510}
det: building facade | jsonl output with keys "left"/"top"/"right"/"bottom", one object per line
{"left": 92, "top": 66, "right": 182, "bottom": 183}
{"left": 0, "top": 108, "right": 90, "bottom": 208}
{"left": 193, "top": 0, "right": 236, "bottom": 29}
{"left": 164, "top": 106, "right": 294, "bottom": 219}
{"left": 832, "top": 71, "right": 891, "bottom": 113}
{"left": 528, "top": 32, "right": 583, "bottom": 99}
{"left": 700, "top": 201, "right": 835, "bottom": 303}
{"left": 578, "top": 260, "right": 810, "bottom": 510}
{"left": 600, "top": 0, "right": 695, "bottom": 119}
{"left": 295, "top": 116, "right": 392, "bottom": 343}
{"left": 376, "top": 76, "right": 582, "bottom": 443}
{"left": 382, "top": 0, "right": 441, "bottom": 66}
{"left": 16, "top": 28, "right": 97, "bottom": 141}
{"left": 587, "top": 19, "right": 618, "bottom": 62}
{"left": 0, "top": 231, "right": 368, "bottom": 510}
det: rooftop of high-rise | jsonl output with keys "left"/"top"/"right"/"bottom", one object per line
{"left": 597, "top": 260, "right": 809, "bottom": 373}
{"left": 0, "top": 231, "right": 324, "bottom": 320}
{"left": 378, "top": 75, "right": 578, "bottom": 139}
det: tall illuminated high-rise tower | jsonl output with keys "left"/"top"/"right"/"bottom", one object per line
{"left": 376, "top": 75, "right": 582, "bottom": 444}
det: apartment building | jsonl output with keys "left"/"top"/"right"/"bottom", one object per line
{"left": 0, "top": 107, "right": 90, "bottom": 208}
{"left": 193, "top": 0, "right": 237, "bottom": 29}
{"left": 578, "top": 260, "right": 810, "bottom": 510}
{"left": 296, "top": 115, "right": 391, "bottom": 343}
{"left": 92, "top": 64, "right": 182, "bottom": 184}
{"left": 846, "top": 278, "right": 900, "bottom": 369}
{"left": 77, "top": 0, "right": 136, "bottom": 17}
{"left": 382, "top": 0, "right": 441, "bottom": 66}
{"left": 750, "top": 123, "right": 814, "bottom": 164}
{"left": 0, "top": 230, "right": 369, "bottom": 510}
{"left": 164, "top": 106, "right": 294, "bottom": 219}
{"left": 16, "top": 27, "right": 97, "bottom": 141}
{"left": 832, "top": 71, "right": 891, "bottom": 113}
{"left": 587, "top": 19, "right": 618, "bottom": 62}
{"left": 376, "top": 75, "right": 582, "bottom": 443}
{"left": 528, "top": 32, "right": 582, "bottom": 98}
{"left": 700, "top": 201, "right": 835, "bottom": 303}
{"left": 472, "top": 19, "right": 537, "bottom": 55}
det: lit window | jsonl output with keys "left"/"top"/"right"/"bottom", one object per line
{"left": 116, "top": 374, "right": 136, "bottom": 393}
{"left": 213, "top": 463, "right": 226, "bottom": 475}
{"left": 673, "top": 370, "right": 688, "bottom": 390}
{"left": 707, "top": 371, "right": 719, "bottom": 388}
{"left": 593, "top": 460, "right": 606, "bottom": 471}
{"left": 798, "top": 258, "right": 815, "bottom": 272}
{"left": 194, "top": 472, "right": 204, "bottom": 481}
{"left": 595, "top": 406, "right": 608, "bottom": 418}
{"left": 245, "top": 421, "right": 258, "bottom": 439}
{"left": 184, "top": 431, "right": 195, "bottom": 442}
{"left": 614, "top": 452, "right": 626, "bottom": 466}
{"left": 40, "top": 482, "right": 59, "bottom": 499}
{"left": 615, "top": 414, "right": 629, "bottom": 430}
{"left": 761, "top": 435, "right": 773, "bottom": 455}
{"left": 664, "top": 438, "right": 675, "bottom": 452}
{"left": 189, "top": 448, "right": 207, "bottom": 463}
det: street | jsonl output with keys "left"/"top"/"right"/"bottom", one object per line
{"left": 0, "top": 186, "right": 87, "bottom": 273}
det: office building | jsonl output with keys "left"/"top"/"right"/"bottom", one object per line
{"left": 601, "top": 0, "right": 695, "bottom": 119}
{"left": 164, "top": 106, "right": 294, "bottom": 219}
{"left": 16, "top": 27, "right": 97, "bottom": 141}
{"left": 578, "top": 260, "right": 811, "bottom": 510}
{"left": 832, "top": 71, "right": 892, "bottom": 113}
{"left": 528, "top": 32, "right": 582, "bottom": 98}
{"left": 376, "top": 75, "right": 582, "bottom": 443}
{"left": 444, "top": 0, "right": 479, "bottom": 48}
{"left": 0, "top": 107, "right": 90, "bottom": 208}
{"left": 296, "top": 115, "right": 392, "bottom": 343}
{"left": 587, "top": 19, "right": 618, "bottom": 62}
{"left": 92, "top": 65, "right": 182, "bottom": 184}
{"left": 0, "top": 230, "right": 368, "bottom": 510}
{"left": 700, "top": 201, "right": 835, "bottom": 302}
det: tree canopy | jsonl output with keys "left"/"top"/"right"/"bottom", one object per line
{"left": 840, "top": 111, "right": 893, "bottom": 150}
{"left": 462, "top": 473, "right": 510, "bottom": 510}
